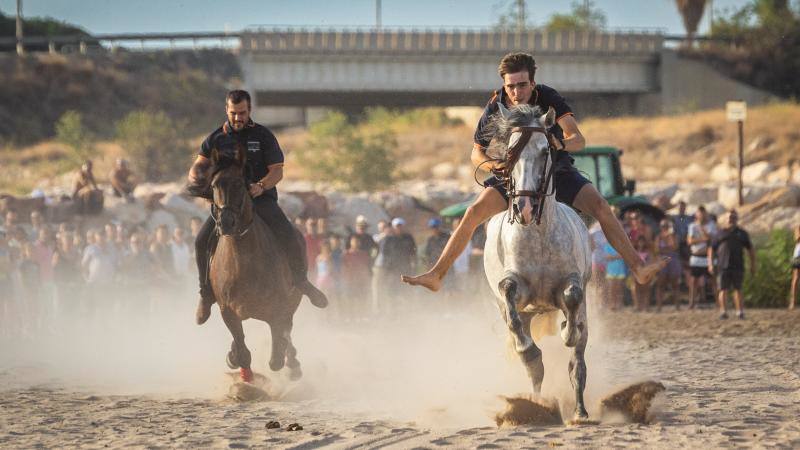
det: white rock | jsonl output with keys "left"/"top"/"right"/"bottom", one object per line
{"left": 717, "top": 184, "right": 772, "bottom": 209}
{"left": 741, "top": 206, "right": 800, "bottom": 234}
{"left": 704, "top": 201, "right": 726, "bottom": 217}
{"left": 766, "top": 166, "right": 791, "bottom": 184}
{"left": 277, "top": 192, "right": 304, "bottom": 219}
{"left": 431, "top": 162, "right": 457, "bottom": 179}
{"left": 671, "top": 187, "right": 717, "bottom": 206}
{"left": 710, "top": 162, "right": 736, "bottom": 183}
{"left": 742, "top": 161, "right": 774, "bottom": 185}
{"left": 326, "top": 194, "right": 388, "bottom": 235}
{"left": 146, "top": 209, "right": 179, "bottom": 232}
{"left": 163, "top": 193, "right": 205, "bottom": 217}
{"left": 106, "top": 201, "right": 148, "bottom": 225}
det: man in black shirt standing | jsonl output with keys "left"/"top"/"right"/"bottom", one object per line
{"left": 708, "top": 210, "right": 755, "bottom": 320}
{"left": 402, "top": 52, "right": 667, "bottom": 292}
{"left": 187, "top": 90, "right": 327, "bottom": 325}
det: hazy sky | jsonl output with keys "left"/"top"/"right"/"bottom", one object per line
{"left": 2, "top": 0, "right": 751, "bottom": 35}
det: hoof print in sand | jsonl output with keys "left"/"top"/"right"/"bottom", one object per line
{"left": 226, "top": 372, "right": 271, "bottom": 402}
{"left": 265, "top": 420, "right": 281, "bottom": 429}
{"left": 495, "top": 395, "right": 562, "bottom": 427}
{"left": 600, "top": 381, "right": 665, "bottom": 424}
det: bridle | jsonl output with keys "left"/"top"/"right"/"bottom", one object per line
{"left": 502, "top": 126, "right": 558, "bottom": 225}
{"left": 211, "top": 176, "right": 254, "bottom": 239}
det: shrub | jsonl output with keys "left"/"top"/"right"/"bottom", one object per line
{"left": 743, "top": 229, "right": 793, "bottom": 308}
{"left": 297, "top": 111, "right": 398, "bottom": 192}
{"left": 115, "top": 110, "right": 192, "bottom": 182}
{"left": 55, "top": 110, "right": 95, "bottom": 165}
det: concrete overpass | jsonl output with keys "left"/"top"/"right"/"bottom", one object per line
{"left": 239, "top": 27, "right": 773, "bottom": 124}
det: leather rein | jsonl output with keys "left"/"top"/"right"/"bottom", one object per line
{"left": 502, "top": 126, "right": 558, "bottom": 226}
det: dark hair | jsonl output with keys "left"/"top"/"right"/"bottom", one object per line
{"left": 697, "top": 205, "right": 706, "bottom": 213}
{"left": 226, "top": 90, "right": 251, "bottom": 108}
{"left": 498, "top": 52, "right": 537, "bottom": 81}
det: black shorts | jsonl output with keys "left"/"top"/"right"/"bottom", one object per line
{"left": 792, "top": 257, "right": 800, "bottom": 269}
{"left": 484, "top": 157, "right": 590, "bottom": 207}
{"left": 717, "top": 270, "right": 744, "bottom": 291}
{"left": 690, "top": 266, "right": 709, "bottom": 278}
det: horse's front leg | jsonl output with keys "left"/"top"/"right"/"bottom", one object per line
{"left": 268, "top": 321, "right": 289, "bottom": 372}
{"left": 221, "top": 307, "right": 253, "bottom": 383}
{"left": 498, "top": 274, "right": 542, "bottom": 393}
{"left": 560, "top": 272, "right": 589, "bottom": 420}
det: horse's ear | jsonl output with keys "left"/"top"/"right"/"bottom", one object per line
{"left": 541, "top": 106, "right": 556, "bottom": 129}
{"left": 497, "top": 101, "right": 512, "bottom": 120}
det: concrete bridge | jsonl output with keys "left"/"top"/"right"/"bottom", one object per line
{"left": 238, "top": 27, "right": 772, "bottom": 124}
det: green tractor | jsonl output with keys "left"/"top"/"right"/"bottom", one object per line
{"left": 440, "top": 146, "right": 663, "bottom": 222}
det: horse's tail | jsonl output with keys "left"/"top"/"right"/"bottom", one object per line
{"left": 530, "top": 310, "right": 560, "bottom": 341}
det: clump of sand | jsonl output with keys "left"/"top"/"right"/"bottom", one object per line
{"left": 599, "top": 381, "right": 665, "bottom": 424}
{"left": 494, "top": 395, "right": 562, "bottom": 427}
{"left": 226, "top": 372, "right": 272, "bottom": 402}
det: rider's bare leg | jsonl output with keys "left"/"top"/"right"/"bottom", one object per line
{"left": 402, "top": 188, "right": 507, "bottom": 291}
{"left": 572, "top": 185, "right": 668, "bottom": 285}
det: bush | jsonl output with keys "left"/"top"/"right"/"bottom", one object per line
{"left": 55, "top": 110, "right": 95, "bottom": 165}
{"left": 115, "top": 110, "right": 192, "bottom": 182}
{"left": 743, "top": 229, "right": 793, "bottom": 308}
{"left": 297, "top": 111, "right": 398, "bottom": 192}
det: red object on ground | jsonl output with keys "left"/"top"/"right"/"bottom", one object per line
{"left": 240, "top": 367, "right": 253, "bottom": 383}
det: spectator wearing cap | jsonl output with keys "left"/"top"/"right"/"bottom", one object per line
{"left": 423, "top": 218, "right": 450, "bottom": 268}
{"left": 708, "top": 210, "right": 755, "bottom": 320}
{"left": 347, "top": 215, "right": 378, "bottom": 258}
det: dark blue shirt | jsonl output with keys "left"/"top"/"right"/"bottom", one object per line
{"left": 199, "top": 121, "right": 284, "bottom": 200}
{"left": 473, "top": 83, "right": 574, "bottom": 163}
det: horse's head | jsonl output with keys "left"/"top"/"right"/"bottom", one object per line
{"left": 496, "top": 103, "right": 557, "bottom": 226}
{"left": 210, "top": 144, "right": 253, "bottom": 237}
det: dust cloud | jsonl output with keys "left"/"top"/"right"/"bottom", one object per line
{"left": 0, "top": 280, "right": 651, "bottom": 429}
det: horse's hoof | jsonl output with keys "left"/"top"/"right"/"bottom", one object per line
{"left": 240, "top": 367, "right": 254, "bottom": 383}
{"left": 288, "top": 366, "right": 303, "bottom": 381}
{"left": 226, "top": 351, "right": 238, "bottom": 369}
{"left": 269, "top": 358, "right": 285, "bottom": 372}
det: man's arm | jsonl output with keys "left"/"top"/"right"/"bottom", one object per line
{"left": 707, "top": 245, "right": 715, "bottom": 275}
{"left": 471, "top": 144, "right": 505, "bottom": 173}
{"left": 188, "top": 155, "right": 212, "bottom": 184}
{"left": 555, "top": 115, "right": 586, "bottom": 152}
{"left": 250, "top": 164, "right": 284, "bottom": 197}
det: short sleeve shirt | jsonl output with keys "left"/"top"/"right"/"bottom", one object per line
{"left": 199, "top": 121, "right": 285, "bottom": 200}
{"left": 473, "top": 83, "right": 573, "bottom": 162}
{"left": 712, "top": 227, "right": 751, "bottom": 272}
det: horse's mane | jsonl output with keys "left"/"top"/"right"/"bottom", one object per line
{"left": 482, "top": 104, "right": 544, "bottom": 158}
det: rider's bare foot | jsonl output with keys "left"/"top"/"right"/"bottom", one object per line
{"left": 632, "top": 256, "right": 669, "bottom": 285}
{"left": 401, "top": 271, "right": 444, "bottom": 292}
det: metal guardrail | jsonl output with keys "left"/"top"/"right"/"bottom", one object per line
{"left": 241, "top": 29, "right": 664, "bottom": 54}
{"left": 1, "top": 27, "right": 729, "bottom": 54}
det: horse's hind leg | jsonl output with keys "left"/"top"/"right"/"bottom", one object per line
{"left": 284, "top": 329, "right": 302, "bottom": 381}
{"left": 268, "top": 321, "right": 289, "bottom": 372}
{"left": 221, "top": 307, "right": 253, "bottom": 382}
{"left": 519, "top": 312, "right": 544, "bottom": 393}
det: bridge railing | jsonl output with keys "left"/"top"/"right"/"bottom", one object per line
{"left": 241, "top": 29, "right": 663, "bottom": 54}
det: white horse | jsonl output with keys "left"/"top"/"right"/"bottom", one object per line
{"left": 483, "top": 103, "right": 592, "bottom": 421}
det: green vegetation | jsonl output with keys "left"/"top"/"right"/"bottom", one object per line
{"left": 743, "top": 229, "right": 794, "bottom": 308}
{"left": 55, "top": 110, "right": 95, "bottom": 166}
{"left": 545, "top": 1, "right": 607, "bottom": 32}
{"left": 297, "top": 111, "right": 399, "bottom": 192}
{"left": 115, "top": 110, "right": 192, "bottom": 182}
{"left": 693, "top": 0, "right": 800, "bottom": 98}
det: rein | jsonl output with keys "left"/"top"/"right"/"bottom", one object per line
{"left": 211, "top": 179, "right": 254, "bottom": 239}
{"left": 502, "top": 126, "right": 558, "bottom": 226}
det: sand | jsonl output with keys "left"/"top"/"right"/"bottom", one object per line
{"left": 1, "top": 306, "right": 799, "bottom": 448}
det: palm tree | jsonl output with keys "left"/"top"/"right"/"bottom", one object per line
{"left": 675, "top": 0, "right": 708, "bottom": 47}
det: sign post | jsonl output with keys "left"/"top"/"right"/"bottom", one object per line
{"left": 726, "top": 101, "right": 747, "bottom": 206}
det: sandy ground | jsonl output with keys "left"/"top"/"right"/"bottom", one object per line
{"left": 1, "top": 302, "right": 799, "bottom": 449}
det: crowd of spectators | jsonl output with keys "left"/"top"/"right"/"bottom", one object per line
{"left": 589, "top": 201, "right": 775, "bottom": 319}
{"left": 0, "top": 208, "right": 203, "bottom": 337}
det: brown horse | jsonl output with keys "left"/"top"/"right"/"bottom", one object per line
{"left": 208, "top": 147, "right": 303, "bottom": 383}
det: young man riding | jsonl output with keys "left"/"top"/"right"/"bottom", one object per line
{"left": 402, "top": 52, "right": 667, "bottom": 291}
{"left": 187, "top": 90, "right": 327, "bottom": 324}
